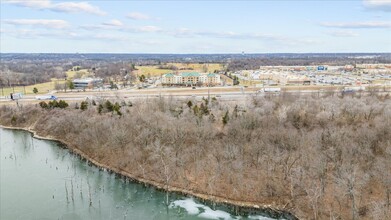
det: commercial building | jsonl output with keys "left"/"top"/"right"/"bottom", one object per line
{"left": 73, "top": 78, "right": 103, "bottom": 90}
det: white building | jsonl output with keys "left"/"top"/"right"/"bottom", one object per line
{"left": 73, "top": 78, "right": 103, "bottom": 89}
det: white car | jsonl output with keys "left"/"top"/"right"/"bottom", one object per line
{"left": 36, "top": 95, "right": 57, "bottom": 100}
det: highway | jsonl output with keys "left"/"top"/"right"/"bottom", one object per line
{"left": 1, "top": 86, "right": 390, "bottom": 105}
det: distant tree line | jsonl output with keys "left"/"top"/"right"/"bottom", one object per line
{"left": 226, "top": 56, "right": 391, "bottom": 71}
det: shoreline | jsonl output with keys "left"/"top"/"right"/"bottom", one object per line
{"left": 0, "top": 124, "right": 298, "bottom": 220}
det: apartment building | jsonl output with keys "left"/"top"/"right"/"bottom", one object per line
{"left": 161, "top": 72, "right": 221, "bottom": 86}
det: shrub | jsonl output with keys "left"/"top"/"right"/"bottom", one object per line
{"left": 39, "top": 101, "right": 48, "bottom": 109}
{"left": 80, "top": 101, "right": 88, "bottom": 111}
{"left": 57, "top": 100, "right": 69, "bottom": 109}
{"left": 200, "top": 103, "right": 209, "bottom": 115}
{"left": 105, "top": 100, "right": 113, "bottom": 112}
{"left": 187, "top": 100, "right": 193, "bottom": 108}
{"left": 11, "top": 115, "right": 17, "bottom": 124}
{"left": 113, "top": 102, "right": 122, "bottom": 116}
{"left": 98, "top": 104, "right": 103, "bottom": 114}
{"left": 48, "top": 100, "right": 58, "bottom": 108}
{"left": 222, "top": 110, "right": 229, "bottom": 126}
{"left": 193, "top": 105, "right": 200, "bottom": 116}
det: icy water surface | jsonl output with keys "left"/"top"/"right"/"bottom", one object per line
{"left": 0, "top": 128, "right": 278, "bottom": 220}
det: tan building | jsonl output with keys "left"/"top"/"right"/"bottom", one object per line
{"left": 162, "top": 72, "right": 221, "bottom": 86}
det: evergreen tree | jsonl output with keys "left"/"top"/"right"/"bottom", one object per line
{"left": 80, "top": 101, "right": 88, "bottom": 111}
{"left": 187, "top": 100, "right": 193, "bottom": 108}
{"left": 222, "top": 110, "right": 229, "bottom": 126}
{"left": 98, "top": 104, "right": 103, "bottom": 114}
{"left": 58, "top": 100, "right": 69, "bottom": 109}
{"left": 105, "top": 100, "right": 113, "bottom": 112}
{"left": 68, "top": 81, "right": 75, "bottom": 90}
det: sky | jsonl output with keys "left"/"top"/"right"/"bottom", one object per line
{"left": 1, "top": 0, "right": 391, "bottom": 53}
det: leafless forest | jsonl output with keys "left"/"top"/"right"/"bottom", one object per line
{"left": 1, "top": 94, "right": 390, "bottom": 219}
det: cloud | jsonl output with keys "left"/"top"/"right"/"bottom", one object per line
{"left": 2, "top": 0, "right": 106, "bottom": 16}
{"left": 1, "top": 27, "right": 129, "bottom": 41}
{"left": 102, "top": 19, "right": 123, "bottom": 27}
{"left": 320, "top": 21, "right": 391, "bottom": 28}
{"left": 2, "top": 0, "right": 51, "bottom": 8}
{"left": 141, "top": 40, "right": 161, "bottom": 45}
{"left": 3, "top": 19, "right": 70, "bottom": 29}
{"left": 168, "top": 28, "right": 321, "bottom": 46}
{"left": 92, "top": 34, "right": 127, "bottom": 41}
{"left": 80, "top": 24, "right": 162, "bottom": 33}
{"left": 363, "top": 0, "right": 391, "bottom": 12}
{"left": 0, "top": 28, "right": 40, "bottom": 39}
{"left": 79, "top": 24, "right": 313, "bottom": 45}
{"left": 138, "top": 26, "right": 162, "bottom": 32}
{"left": 126, "top": 12, "right": 151, "bottom": 20}
{"left": 170, "top": 29, "right": 247, "bottom": 39}
{"left": 327, "top": 30, "right": 359, "bottom": 37}
{"left": 1, "top": 28, "right": 85, "bottom": 39}
{"left": 50, "top": 2, "right": 106, "bottom": 16}
{"left": 80, "top": 24, "right": 122, "bottom": 31}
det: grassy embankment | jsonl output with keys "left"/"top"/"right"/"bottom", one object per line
{"left": 1, "top": 89, "right": 390, "bottom": 220}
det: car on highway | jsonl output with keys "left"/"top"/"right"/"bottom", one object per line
{"left": 36, "top": 95, "right": 57, "bottom": 100}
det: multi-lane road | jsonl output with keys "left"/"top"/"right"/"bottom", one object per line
{"left": 1, "top": 86, "right": 390, "bottom": 105}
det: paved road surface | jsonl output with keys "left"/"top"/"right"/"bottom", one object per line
{"left": 1, "top": 86, "right": 390, "bottom": 105}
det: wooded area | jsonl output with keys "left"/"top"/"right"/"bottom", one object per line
{"left": 1, "top": 94, "right": 390, "bottom": 219}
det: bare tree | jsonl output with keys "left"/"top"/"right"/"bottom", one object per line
{"left": 335, "top": 165, "right": 368, "bottom": 220}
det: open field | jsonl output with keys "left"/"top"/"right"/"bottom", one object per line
{"left": 220, "top": 74, "right": 234, "bottom": 85}
{"left": 135, "top": 63, "right": 223, "bottom": 77}
{"left": 167, "top": 63, "right": 223, "bottom": 72}
{"left": 65, "top": 69, "right": 90, "bottom": 79}
{"left": 1, "top": 79, "right": 66, "bottom": 96}
{"left": 135, "top": 66, "right": 172, "bottom": 77}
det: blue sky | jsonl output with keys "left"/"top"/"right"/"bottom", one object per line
{"left": 1, "top": 0, "right": 390, "bottom": 53}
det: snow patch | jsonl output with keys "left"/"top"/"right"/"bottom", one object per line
{"left": 169, "top": 198, "right": 202, "bottom": 215}
{"left": 249, "top": 216, "right": 277, "bottom": 220}
{"left": 170, "top": 198, "right": 276, "bottom": 220}
{"left": 198, "top": 207, "right": 234, "bottom": 219}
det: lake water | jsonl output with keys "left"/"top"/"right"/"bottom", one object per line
{"left": 0, "top": 128, "right": 278, "bottom": 220}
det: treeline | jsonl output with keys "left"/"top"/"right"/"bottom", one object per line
{"left": 0, "top": 59, "right": 137, "bottom": 87}
{"left": 1, "top": 94, "right": 390, "bottom": 219}
{"left": 0, "top": 62, "right": 70, "bottom": 86}
{"left": 2, "top": 53, "right": 390, "bottom": 86}
{"left": 92, "top": 62, "right": 136, "bottom": 80}
{"left": 226, "top": 57, "right": 391, "bottom": 71}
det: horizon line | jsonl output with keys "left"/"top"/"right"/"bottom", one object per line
{"left": 1, "top": 52, "right": 391, "bottom": 54}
